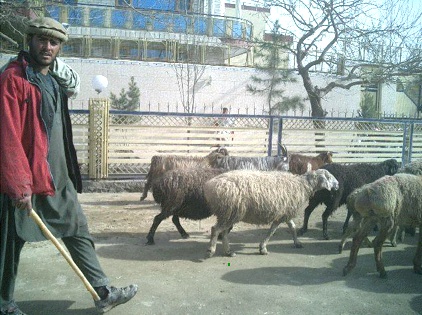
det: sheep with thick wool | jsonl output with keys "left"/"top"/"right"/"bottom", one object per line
{"left": 339, "top": 160, "right": 422, "bottom": 252}
{"left": 203, "top": 168, "right": 339, "bottom": 258}
{"left": 146, "top": 167, "right": 228, "bottom": 245}
{"left": 140, "top": 147, "right": 228, "bottom": 201}
{"left": 398, "top": 159, "right": 422, "bottom": 175}
{"left": 342, "top": 173, "right": 422, "bottom": 278}
{"left": 298, "top": 159, "right": 399, "bottom": 240}
{"left": 338, "top": 187, "right": 400, "bottom": 253}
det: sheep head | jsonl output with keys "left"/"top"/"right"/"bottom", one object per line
{"left": 382, "top": 159, "right": 400, "bottom": 175}
{"left": 206, "top": 149, "right": 228, "bottom": 166}
{"left": 305, "top": 169, "right": 339, "bottom": 192}
{"left": 320, "top": 151, "right": 333, "bottom": 164}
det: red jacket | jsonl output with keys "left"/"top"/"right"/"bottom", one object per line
{"left": 0, "top": 52, "right": 82, "bottom": 199}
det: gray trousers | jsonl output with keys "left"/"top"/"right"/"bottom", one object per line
{"left": 0, "top": 194, "right": 109, "bottom": 308}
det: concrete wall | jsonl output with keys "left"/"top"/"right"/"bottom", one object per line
{"left": 0, "top": 53, "right": 363, "bottom": 116}
{"left": 380, "top": 82, "right": 418, "bottom": 117}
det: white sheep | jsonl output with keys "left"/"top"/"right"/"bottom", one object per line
{"left": 342, "top": 173, "right": 422, "bottom": 278}
{"left": 203, "top": 168, "right": 339, "bottom": 258}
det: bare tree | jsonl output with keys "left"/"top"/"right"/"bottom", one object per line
{"left": 172, "top": 60, "right": 207, "bottom": 114}
{"left": 263, "top": 0, "right": 422, "bottom": 117}
{"left": 0, "top": 0, "right": 45, "bottom": 48}
{"left": 170, "top": 13, "right": 209, "bottom": 114}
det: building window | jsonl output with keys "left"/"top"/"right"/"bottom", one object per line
{"left": 115, "top": 0, "right": 191, "bottom": 12}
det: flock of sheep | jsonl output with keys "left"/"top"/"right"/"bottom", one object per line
{"left": 140, "top": 147, "right": 422, "bottom": 279}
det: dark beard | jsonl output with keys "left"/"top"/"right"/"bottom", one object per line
{"left": 28, "top": 41, "right": 55, "bottom": 69}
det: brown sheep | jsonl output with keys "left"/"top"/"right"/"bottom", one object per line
{"left": 140, "top": 147, "right": 228, "bottom": 201}
{"left": 288, "top": 151, "right": 333, "bottom": 175}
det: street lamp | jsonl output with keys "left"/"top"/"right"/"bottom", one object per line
{"left": 92, "top": 75, "right": 108, "bottom": 94}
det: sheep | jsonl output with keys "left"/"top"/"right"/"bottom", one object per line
{"left": 203, "top": 168, "right": 339, "bottom": 258}
{"left": 339, "top": 160, "right": 422, "bottom": 252}
{"left": 209, "top": 155, "right": 289, "bottom": 171}
{"left": 342, "top": 173, "right": 422, "bottom": 278}
{"left": 297, "top": 159, "right": 400, "bottom": 240}
{"left": 208, "top": 144, "right": 289, "bottom": 172}
{"left": 140, "top": 147, "right": 228, "bottom": 201}
{"left": 288, "top": 151, "right": 333, "bottom": 175}
{"left": 338, "top": 187, "right": 401, "bottom": 254}
{"left": 398, "top": 159, "right": 422, "bottom": 175}
{"left": 146, "top": 167, "right": 228, "bottom": 245}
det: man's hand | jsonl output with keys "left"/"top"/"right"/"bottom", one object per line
{"left": 13, "top": 194, "right": 32, "bottom": 215}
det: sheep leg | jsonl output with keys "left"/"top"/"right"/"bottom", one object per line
{"left": 298, "top": 199, "right": 320, "bottom": 236}
{"left": 339, "top": 218, "right": 360, "bottom": 254}
{"left": 343, "top": 217, "right": 374, "bottom": 276}
{"left": 172, "top": 215, "right": 189, "bottom": 239}
{"left": 286, "top": 219, "right": 303, "bottom": 248}
{"left": 259, "top": 218, "right": 284, "bottom": 255}
{"left": 389, "top": 224, "right": 400, "bottom": 247}
{"left": 321, "top": 205, "right": 336, "bottom": 240}
{"left": 342, "top": 209, "right": 353, "bottom": 235}
{"left": 372, "top": 217, "right": 394, "bottom": 278}
{"left": 206, "top": 224, "right": 225, "bottom": 258}
{"left": 221, "top": 229, "right": 236, "bottom": 257}
{"left": 397, "top": 226, "right": 406, "bottom": 242}
{"left": 413, "top": 223, "right": 422, "bottom": 275}
{"left": 146, "top": 212, "right": 169, "bottom": 245}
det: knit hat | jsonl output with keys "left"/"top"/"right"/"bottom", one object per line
{"left": 26, "top": 17, "right": 68, "bottom": 42}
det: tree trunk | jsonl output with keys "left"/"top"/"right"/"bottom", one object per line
{"left": 299, "top": 69, "right": 326, "bottom": 149}
{"left": 300, "top": 71, "right": 325, "bottom": 118}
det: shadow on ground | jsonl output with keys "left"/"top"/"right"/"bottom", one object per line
{"left": 16, "top": 300, "right": 97, "bottom": 315}
{"left": 221, "top": 246, "right": 421, "bottom": 294}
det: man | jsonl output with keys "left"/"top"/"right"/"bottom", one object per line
{"left": 0, "top": 17, "right": 137, "bottom": 315}
{"left": 215, "top": 107, "right": 234, "bottom": 142}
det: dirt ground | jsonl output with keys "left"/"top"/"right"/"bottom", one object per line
{"left": 14, "top": 192, "right": 422, "bottom": 315}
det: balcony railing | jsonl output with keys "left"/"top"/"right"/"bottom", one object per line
{"left": 46, "top": 4, "right": 254, "bottom": 42}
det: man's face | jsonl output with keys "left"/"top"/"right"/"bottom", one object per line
{"left": 28, "top": 34, "right": 61, "bottom": 68}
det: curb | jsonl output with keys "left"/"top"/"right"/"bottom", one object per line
{"left": 82, "top": 179, "right": 145, "bottom": 193}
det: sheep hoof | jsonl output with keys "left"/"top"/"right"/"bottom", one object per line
{"left": 225, "top": 251, "right": 236, "bottom": 257}
{"left": 323, "top": 234, "right": 330, "bottom": 240}
{"left": 205, "top": 250, "right": 214, "bottom": 259}
{"left": 259, "top": 249, "right": 268, "bottom": 255}
{"left": 181, "top": 233, "right": 190, "bottom": 239}
{"left": 294, "top": 242, "right": 303, "bottom": 249}
{"left": 343, "top": 266, "right": 352, "bottom": 276}
{"left": 145, "top": 238, "right": 155, "bottom": 245}
{"left": 297, "top": 228, "right": 307, "bottom": 236}
{"left": 338, "top": 245, "right": 344, "bottom": 254}
{"left": 379, "top": 271, "right": 388, "bottom": 279}
{"left": 140, "top": 195, "right": 147, "bottom": 201}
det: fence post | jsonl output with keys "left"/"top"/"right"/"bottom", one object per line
{"left": 88, "top": 98, "right": 109, "bottom": 179}
{"left": 277, "top": 118, "right": 283, "bottom": 156}
{"left": 267, "top": 117, "right": 274, "bottom": 156}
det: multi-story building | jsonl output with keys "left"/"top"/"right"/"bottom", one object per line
{"left": 33, "top": 1, "right": 269, "bottom": 67}
{"left": 0, "top": 0, "right": 419, "bottom": 117}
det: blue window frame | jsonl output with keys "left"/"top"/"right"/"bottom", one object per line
{"left": 90, "top": 8, "right": 105, "bottom": 27}
{"left": 68, "top": 7, "right": 83, "bottom": 26}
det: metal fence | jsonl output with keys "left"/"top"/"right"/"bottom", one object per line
{"left": 71, "top": 100, "right": 422, "bottom": 179}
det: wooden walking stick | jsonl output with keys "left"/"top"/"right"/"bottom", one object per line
{"left": 29, "top": 209, "right": 101, "bottom": 301}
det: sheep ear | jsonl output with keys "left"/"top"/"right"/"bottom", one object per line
{"left": 280, "top": 143, "right": 288, "bottom": 157}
